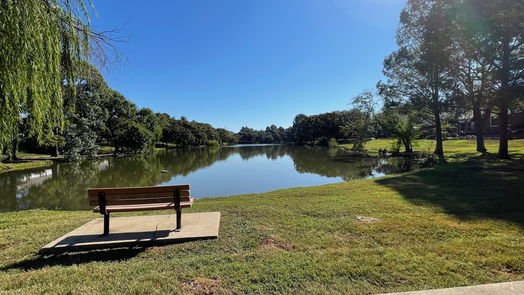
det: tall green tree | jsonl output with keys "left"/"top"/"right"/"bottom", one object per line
{"left": 61, "top": 62, "right": 110, "bottom": 160}
{"left": 342, "top": 109, "right": 374, "bottom": 152}
{"left": 291, "top": 110, "right": 371, "bottom": 147}
{"left": 375, "top": 109, "right": 420, "bottom": 153}
{"left": 382, "top": 0, "right": 454, "bottom": 162}
{"left": 347, "top": 91, "right": 377, "bottom": 151}
{"left": 156, "top": 113, "right": 173, "bottom": 147}
{"left": 137, "top": 108, "right": 162, "bottom": 142}
{"left": 448, "top": 0, "right": 497, "bottom": 155}
{"left": 113, "top": 119, "right": 154, "bottom": 155}
{"left": 0, "top": 0, "right": 91, "bottom": 161}
{"left": 102, "top": 90, "right": 138, "bottom": 151}
{"left": 477, "top": 0, "right": 524, "bottom": 158}
{"left": 217, "top": 128, "right": 239, "bottom": 144}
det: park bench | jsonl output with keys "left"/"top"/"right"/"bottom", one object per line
{"left": 88, "top": 185, "right": 193, "bottom": 236}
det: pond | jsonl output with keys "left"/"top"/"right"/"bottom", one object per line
{"left": 0, "top": 145, "right": 417, "bottom": 212}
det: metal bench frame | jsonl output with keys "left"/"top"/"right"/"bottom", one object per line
{"left": 92, "top": 186, "right": 188, "bottom": 236}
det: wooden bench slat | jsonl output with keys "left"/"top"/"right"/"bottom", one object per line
{"left": 100, "top": 196, "right": 191, "bottom": 206}
{"left": 87, "top": 191, "right": 191, "bottom": 205}
{"left": 88, "top": 190, "right": 190, "bottom": 200}
{"left": 87, "top": 185, "right": 190, "bottom": 196}
{"left": 93, "top": 200, "right": 193, "bottom": 213}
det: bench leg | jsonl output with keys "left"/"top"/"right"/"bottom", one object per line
{"left": 174, "top": 188, "right": 182, "bottom": 231}
{"left": 176, "top": 209, "right": 181, "bottom": 230}
{"left": 103, "top": 213, "right": 110, "bottom": 236}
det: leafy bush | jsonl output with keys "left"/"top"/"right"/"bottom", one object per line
{"left": 62, "top": 120, "right": 99, "bottom": 161}
{"left": 206, "top": 140, "right": 220, "bottom": 147}
{"left": 114, "top": 119, "right": 154, "bottom": 155}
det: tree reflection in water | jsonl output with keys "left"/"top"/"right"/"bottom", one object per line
{"left": 0, "top": 145, "right": 417, "bottom": 211}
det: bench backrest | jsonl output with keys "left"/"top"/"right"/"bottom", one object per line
{"left": 88, "top": 185, "right": 191, "bottom": 206}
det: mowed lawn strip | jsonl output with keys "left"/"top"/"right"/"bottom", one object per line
{"left": 0, "top": 160, "right": 53, "bottom": 174}
{"left": 342, "top": 138, "right": 524, "bottom": 157}
{"left": 1, "top": 155, "right": 523, "bottom": 294}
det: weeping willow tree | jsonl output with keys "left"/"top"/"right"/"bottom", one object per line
{"left": 0, "top": 0, "right": 91, "bottom": 161}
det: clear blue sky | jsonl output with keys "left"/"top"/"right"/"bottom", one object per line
{"left": 90, "top": 0, "right": 406, "bottom": 131}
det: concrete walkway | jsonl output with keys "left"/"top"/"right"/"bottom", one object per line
{"left": 378, "top": 281, "right": 524, "bottom": 295}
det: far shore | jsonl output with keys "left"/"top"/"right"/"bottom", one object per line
{"left": 2, "top": 138, "right": 523, "bottom": 175}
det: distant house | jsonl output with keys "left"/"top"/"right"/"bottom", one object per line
{"left": 456, "top": 111, "right": 524, "bottom": 138}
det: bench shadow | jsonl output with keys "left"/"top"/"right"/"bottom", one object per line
{"left": 375, "top": 157, "right": 524, "bottom": 227}
{"left": 1, "top": 229, "right": 199, "bottom": 272}
{"left": 51, "top": 229, "right": 172, "bottom": 248}
{"left": 1, "top": 248, "right": 146, "bottom": 271}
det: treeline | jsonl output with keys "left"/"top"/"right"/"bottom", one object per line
{"left": 290, "top": 110, "right": 370, "bottom": 148}
{"left": 291, "top": 0, "right": 523, "bottom": 160}
{"left": 237, "top": 110, "right": 371, "bottom": 148}
{"left": 158, "top": 115, "right": 238, "bottom": 148}
{"left": 240, "top": 0, "right": 524, "bottom": 160}
{"left": 2, "top": 0, "right": 523, "bottom": 163}
{"left": 234, "top": 0, "right": 524, "bottom": 161}
{"left": 0, "top": 1, "right": 240, "bottom": 163}
{"left": 9, "top": 62, "right": 238, "bottom": 161}
{"left": 237, "top": 126, "right": 293, "bottom": 144}
{"left": 374, "top": 0, "right": 524, "bottom": 160}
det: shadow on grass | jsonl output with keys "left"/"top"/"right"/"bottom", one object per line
{"left": 376, "top": 156, "right": 524, "bottom": 227}
{"left": 2, "top": 231, "right": 216, "bottom": 271}
{"left": 0, "top": 248, "right": 146, "bottom": 271}
{"left": 49, "top": 230, "right": 172, "bottom": 248}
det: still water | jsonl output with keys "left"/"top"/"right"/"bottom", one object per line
{"left": 0, "top": 145, "right": 416, "bottom": 211}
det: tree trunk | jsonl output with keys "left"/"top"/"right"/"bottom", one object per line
{"left": 3, "top": 139, "right": 19, "bottom": 163}
{"left": 402, "top": 138, "right": 413, "bottom": 153}
{"left": 498, "top": 105, "right": 509, "bottom": 158}
{"left": 51, "top": 144, "right": 60, "bottom": 157}
{"left": 51, "top": 128, "right": 61, "bottom": 157}
{"left": 434, "top": 113, "right": 445, "bottom": 162}
{"left": 472, "top": 105, "right": 487, "bottom": 155}
{"left": 432, "top": 98, "right": 445, "bottom": 162}
{"left": 498, "top": 38, "right": 511, "bottom": 159}
{"left": 11, "top": 140, "right": 19, "bottom": 161}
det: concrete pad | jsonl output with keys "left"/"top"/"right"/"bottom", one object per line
{"left": 378, "top": 280, "right": 524, "bottom": 295}
{"left": 40, "top": 212, "right": 220, "bottom": 254}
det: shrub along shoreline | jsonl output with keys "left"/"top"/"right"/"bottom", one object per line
{"left": 0, "top": 155, "right": 523, "bottom": 294}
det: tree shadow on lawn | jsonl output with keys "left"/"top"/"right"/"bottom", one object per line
{"left": 375, "top": 157, "right": 524, "bottom": 227}
{"left": 1, "top": 247, "right": 145, "bottom": 271}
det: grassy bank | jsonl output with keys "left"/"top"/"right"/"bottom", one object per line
{"left": 1, "top": 157, "right": 523, "bottom": 294}
{"left": 0, "top": 151, "right": 59, "bottom": 174}
{"left": 342, "top": 139, "right": 524, "bottom": 158}
{"left": 0, "top": 160, "right": 53, "bottom": 174}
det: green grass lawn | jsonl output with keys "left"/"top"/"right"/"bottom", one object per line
{"left": 16, "top": 152, "right": 54, "bottom": 158}
{"left": 98, "top": 145, "right": 116, "bottom": 153}
{"left": 0, "top": 151, "right": 58, "bottom": 174}
{"left": 342, "top": 139, "right": 524, "bottom": 158}
{"left": 0, "top": 160, "right": 53, "bottom": 174}
{"left": 1, "top": 156, "right": 523, "bottom": 294}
